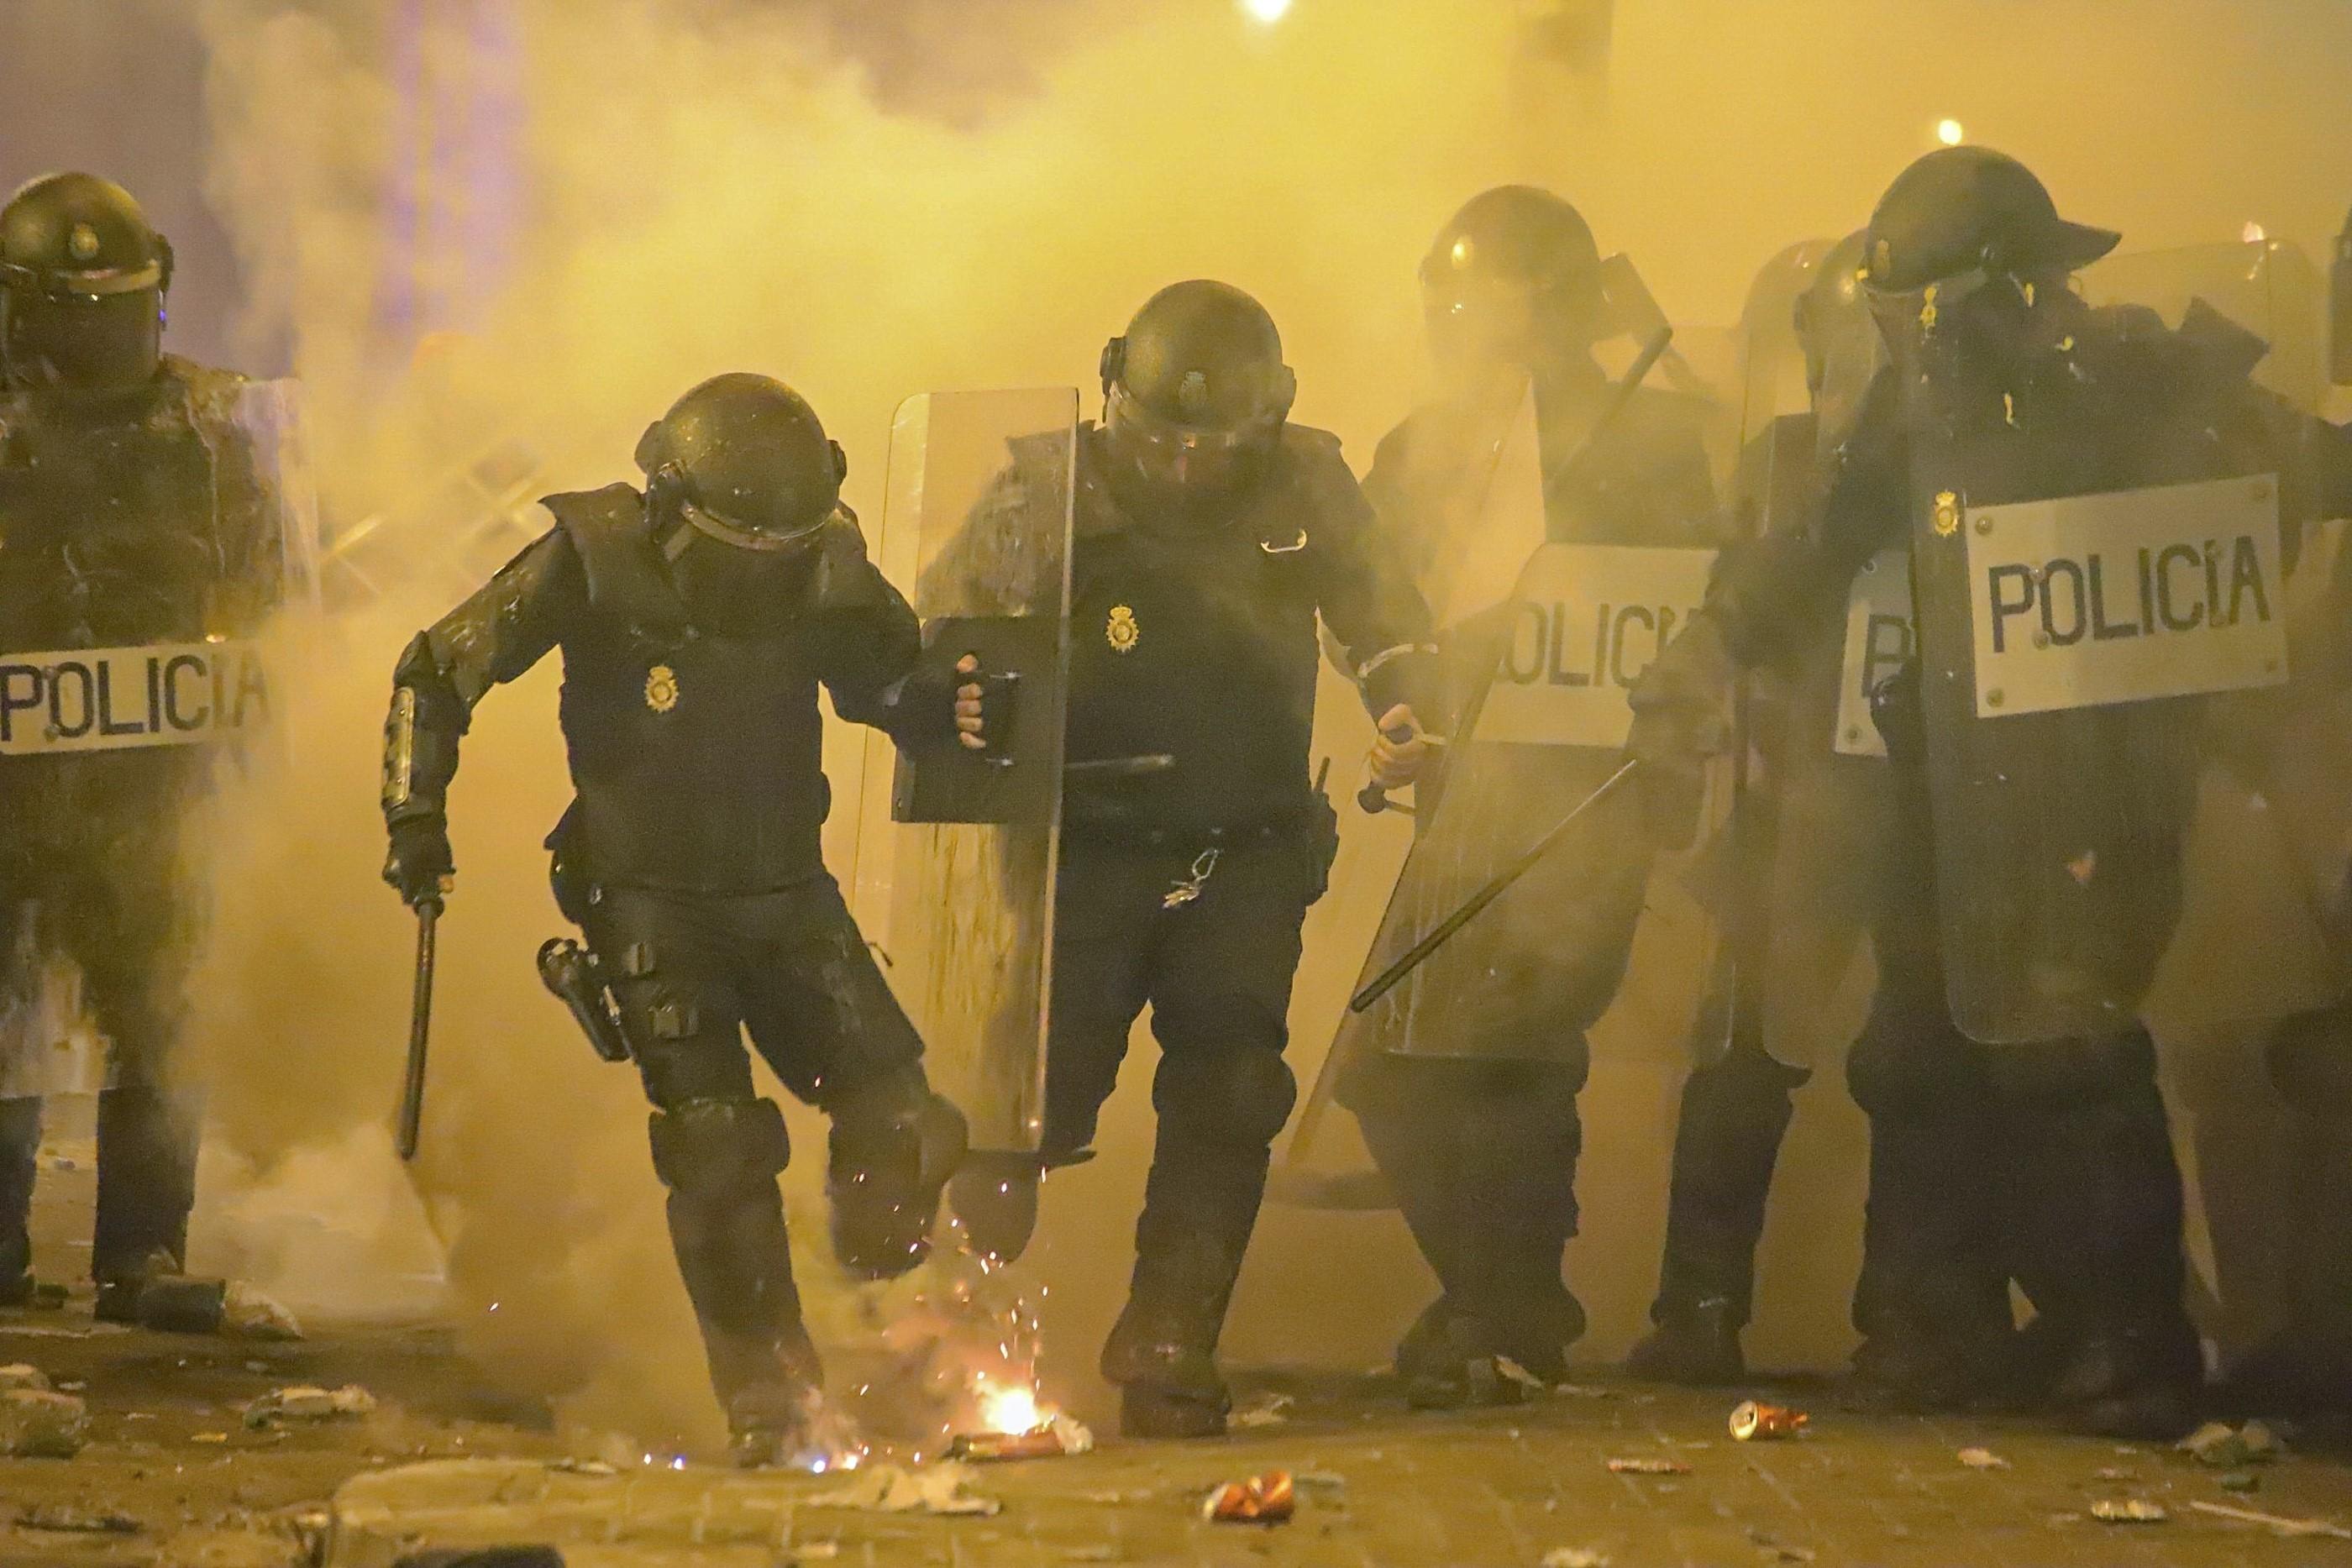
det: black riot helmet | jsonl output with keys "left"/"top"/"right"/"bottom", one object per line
{"left": 0, "top": 173, "right": 174, "bottom": 392}
{"left": 1862, "top": 147, "right": 2118, "bottom": 296}
{"left": 634, "top": 373, "right": 849, "bottom": 633}
{"left": 1420, "top": 186, "right": 1608, "bottom": 377}
{"left": 1861, "top": 148, "right": 2117, "bottom": 374}
{"left": 1098, "top": 280, "right": 1296, "bottom": 508}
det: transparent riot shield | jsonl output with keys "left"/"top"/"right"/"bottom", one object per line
{"left": 1880, "top": 270, "right": 2291, "bottom": 1045}
{"left": 2086, "top": 239, "right": 2324, "bottom": 414}
{"left": 1735, "top": 239, "right": 1902, "bottom": 1069}
{"left": 0, "top": 372, "right": 318, "bottom": 1100}
{"left": 850, "top": 388, "right": 1078, "bottom": 1155}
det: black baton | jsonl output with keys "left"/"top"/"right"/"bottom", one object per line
{"left": 396, "top": 899, "right": 439, "bottom": 1162}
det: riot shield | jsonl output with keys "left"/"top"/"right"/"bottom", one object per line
{"left": 2087, "top": 243, "right": 2350, "bottom": 1032}
{"left": 2086, "top": 239, "right": 2324, "bottom": 415}
{"left": 1714, "top": 255, "right": 1900, "bottom": 1072}
{"left": 0, "top": 373, "right": 316, "bottom": 1099}
{"left": 1882, "top": 271, "right": 2291, "bottom": 1045}
{"left": 849, "top": 388, "right": 1078, "bottom": 1155}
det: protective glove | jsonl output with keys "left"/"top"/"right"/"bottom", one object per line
{"left": 383, "top": 815, "right": 454, "bottom": 909}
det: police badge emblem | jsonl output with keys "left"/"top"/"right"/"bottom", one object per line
{"left": 644, "top": 664, "right": 680, "bottom": 712}
{"left": 1106, "top": 604, "right": 1140, "bottom": 653}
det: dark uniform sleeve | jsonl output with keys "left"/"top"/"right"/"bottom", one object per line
{"left": 382, "top": 526, "right": 582, "bottom": 826}
{"left": 806, "top": 511, "right": 923, "bottom": 730}
{"left": 1301, "top": 432, "right": 1443, "bottom": 726}
{"left": 1701, "top": 369, "right": 1906, "bottom": 672}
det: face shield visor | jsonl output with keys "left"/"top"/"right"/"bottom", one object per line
{"left": 1100, "top": 378, "right": 1285, "bottom": 507}
{"left": 652, "top": 477, "right": 837, "bottom": 637}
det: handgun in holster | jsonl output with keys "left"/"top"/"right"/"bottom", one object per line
{"left": 538, "top": 936, "right": 633, "bottom": 1064}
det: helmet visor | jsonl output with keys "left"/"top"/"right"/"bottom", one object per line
{"left": 1103, "top": 381, "right": 1278, "bottom": 495}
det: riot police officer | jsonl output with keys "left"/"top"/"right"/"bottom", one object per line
{"left": 1629, "top": 230, "right": 1883, "bottom": 1384}
{"left": 380, "top": 374, "right": 968, "bottom": 1464}
{"left": 0, "top": 173, "right": 291, "bottom": 1319}
{"left": 1630, "top": 146, "right": 2352, "bottom": 1435}
{"left": 1336, "top": 187, "right": 1719, "bottom": 1408}
{"left": 921, "top": 281, "right": 1440, "bottom": 1439}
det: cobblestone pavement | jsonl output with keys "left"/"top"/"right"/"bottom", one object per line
{"left": 6, "top": 1308, "right": 2352, "bottom": 1568}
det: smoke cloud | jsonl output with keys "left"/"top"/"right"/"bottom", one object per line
{"left": 165, "top": 0, "right": 2352, "bottom": 1440}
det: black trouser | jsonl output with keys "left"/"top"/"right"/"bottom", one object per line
{"left": 581, "top": 873, "right": 927, "bottom": 1409}
{"left": 1345, "top": 1051, "right": 1588, "bottom": 1375}
{"left": 1846, "top": 971, "right": 2193, "bottom": 1380}
{"left": 1044, "top": 831, "right": 1315, "bottom": 1373}
{"left": 0, "top": 819, "right": 205, "bottom": 1287}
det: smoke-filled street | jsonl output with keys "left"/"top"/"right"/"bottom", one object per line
{"left": 10, "top": 2, "right": 2352, "bottom": 1563}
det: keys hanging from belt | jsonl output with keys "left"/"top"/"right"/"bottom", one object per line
{"left": 1163, "top": 847, "right": 1222, "bottom": 910}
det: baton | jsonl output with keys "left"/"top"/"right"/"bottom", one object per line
{"left": 1349, "top": 758, "right": 1640, "bottom": 1014}
{"left": 396, "top": 898, "right": 440, "bottom": 1162}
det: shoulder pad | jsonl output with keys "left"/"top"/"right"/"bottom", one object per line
{"left": 160, "top": 356, "right": 254, "bottom": 431}
{"left": 543, "top": 483, "right": 686, "bottom": 635}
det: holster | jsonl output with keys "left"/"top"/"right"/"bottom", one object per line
{"left": 538, "top": 937, "right": 633, "bottom": 1064}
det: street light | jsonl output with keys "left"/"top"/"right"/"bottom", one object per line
{"left": 1936, "top": 118, "right": 1966, "bottom": 146}
{"left": 1242, "top": 0, "right": 1294, "bottom": 23}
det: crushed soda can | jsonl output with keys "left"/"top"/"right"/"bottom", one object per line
{"left": 1201, "top": 1471, "right": 1294, "bottom": 1524}
{"left": 1730, "top": 1400, "right": 1809, "bottom": 1441}
{"left": 1606, "top": 1456, "right": 1691, "bottom": 1476}
{"left": 949, "top": 1427, "right": 1067, "bottom": 1463}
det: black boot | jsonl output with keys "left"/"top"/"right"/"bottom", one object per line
{"left": 1996, "top": 1035, "right": 2200, "bottom": 1440}
{"left": 0, "top": 1096, "right": 39, "bottom": 1306}
{"left": 91, "top": 1082, "right": 200, "bottom": 1322}
{"left": 1394, "top": 1297, "right": 1525, "bottom": 1408}
{"left": 1101, "top": 1135, "right": 1273, "bottom": 1440}
{"left": 648, "top": 1101, "right": 827, "bottom": 1464}
{"left": 1845, "top": 1108, "right": 2021, "bottom": 1413}
{"left": 827, "top": 1088, "right": 968, "bottom": 1279}
{"left": 1631, "top": 1048, "right": 1808, "bottom": 1385}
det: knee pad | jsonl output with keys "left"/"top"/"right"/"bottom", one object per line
{"left": 1153, "top": 1047, "right": 1296, "bottom": 1151}
{"left": 648, "top": 1098, "right": 789, "bottom": 1195}
{"left": 2268, "top": 1008, "right": 2352, "bottom": 1115}
{"left": 1845, "top": 1008, "right": 1978, "bottom": 1123}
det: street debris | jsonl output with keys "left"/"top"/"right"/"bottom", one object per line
{"left": 2190, "top": 1499, "right": 2352, "bottom": 1539}
{"left": 243, "top": 1383, "right": 377, "bottom": 1428}
{"left": 1496, "top": 1357, "right": 1550, "bottom": 1392}
{"left": 1202, "top": 1470, "right": 1295, "bottom": 1524}
{"left": 1747, "top": 1528, "right": 1816, "bottom": 1563}
{"left": 1956, "top": 1447, "right": 2009, "bottom": 1471}
{"left": 191, "top": 1431, "right": 231, "bottom": 1444}
{"left": 806, "top": 1461, "right": 1000, "bottom": 1517}
{"left": 549, "top": 1456, "right": 619, "bottom": 1476}
{"left": 0, "top": 1387, "right": 90, "bottom": 1457}
{"left": 15, "top": 1505, "right": 141, "bottom": 1534}
{"left": 222, "top": 1282, "right": 305, "bottom": 1341}
{"left": 1230, "top": 1390, "right": 1295, "bottom": 1429}
{"left": 1541, "top": 1550, "right": 1610, "bottom": 1568}
{"left": 2090, "top": 1498, "right": 2170, "bottom": 1523}
{"left": 2178, "top": 1419, "right": 2281, "bottom": 1468}
{"left": 0, "top": 1362, "right": 50, "bottom": 1392}
{"left": 950, "top": 1412, "right": 1094, "bottom": 1460}
{"left": 1607, "top": 1456, "right": 1691, "bottom": 1476}
{"left": 1729, "top": 1400, "right": 1808, "bottom": 1441}
{"left": 2220, "top": 1471, "right": 2260, "bottom": 1492}
{"left": 1294, "top": 1470, "right": 1348, "bottom": 1496}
